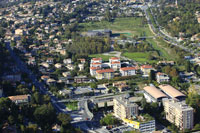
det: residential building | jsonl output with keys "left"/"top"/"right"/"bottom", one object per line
{"left": 78, "top": 58, "right": 86, "bottom": 64}
{"left": 46, "top": 58, "right": 54, "bottom": 64}
{"left": 114, "top": 95, "right": 139, "bottom": 119}
{"left": 78, "top": 64, "right": 84, "bottom": 71}
{"left": 91, "top": 58, "right": 102, "bottom": 64}
{"left": 159, "top": 84, "right": 185, "bottom": 100}
{"left": 63, "top": 58, "right": 72, "bottom": 64}
{"left": 90, "top": 62, "right": 102, "bottom": 68}
{"left": 120, "top": 67, "right": 137, "bottom": 76}
{"left": 163, "top": 99, "right": 194, "bottom": 130}
{"left": 90, "top": 67, "right": 101, "bottom": 76}
{"left": 15, "top": 29, "right": 24, "bottom": 36}
{"left": 113, "top": 81, "right": 129, "bottom": 92}
{"left": 123, "top": 115, "right": 155, "bottom": 133}
{"left": 143, "top": 86, "right": 167, "bottom": 103}
{"left": 156, "top": 72, "right": 170, "bottom": 83}
{"left": 8, "top": 95, "right": 31, "bottom": 105}
{"left": 95, "top": 69, "right": 114, "bottom": 80}
{"left": 140, "top": 65, "right": 154, "bottom": 77}
{"left": 109, "top": 57, "right": 121, "bottom": 71}
{"left": 55, "top": 63, "right": 62, "bottom": 69}
{"left": 74, "top": 76, "right": 91, "bottom": 83}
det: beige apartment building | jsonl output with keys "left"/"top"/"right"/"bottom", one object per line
{"left": 113, "top": 96, "right": 138, "bottom": 119}
{"left": 163, "top": 99, "right": 194, "bottom": 130}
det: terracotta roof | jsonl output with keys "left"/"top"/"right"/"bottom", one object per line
{"left": 111, "top": 61, "right": 120, "bottom": 64}
{"left": 110, "top": 57, "right": 120, "bottom": 60}
{"left": 91, "top": 62, "right": 102, "bottom": 65}
{"left": 143, "top": 86, "right": 167, "bottom": 99}
{"left": 41, "top": 75, "right": 50, "bottom": 79}
{"left": 159, "top": 85, "right": 185, "bottom": 98}
{"left": 9, "top": 95, "right": 30, "bottom": 101}
{"left": 96, "top": 69, "right": 114, "bottom": 74}
{"left": 141, "top": 65, "right": 153, "bottom": 69}
{"left": 92, "top": 58, "right": 102, "bottom": 61}
{"left": 90, "top": 67, "right": 101, "bottom": 70}
{"left": 120, "top": 67, "right": 137, "bottom": 71}
{"left": 157, "top": 72, "right": 166, "bottom": 76}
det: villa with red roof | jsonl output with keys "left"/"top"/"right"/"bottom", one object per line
{"left": 120, "top": 67, "right": 137, "bottom": 76}
{"left": 95, "top": 69, "right": 114, "bottom": 80}
{"left": 140, "top": 65, "right": 154, "bottom": 77}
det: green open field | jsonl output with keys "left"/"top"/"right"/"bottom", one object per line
{"left": 65, "top": 101, "right": 78, "bottom": 111}
{"left": 79, "top": 17, "right": 153, "bottom": 37}
{"left": 122, "top": 52, "right": 158, "bottom": 64}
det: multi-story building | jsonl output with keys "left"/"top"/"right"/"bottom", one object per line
{"left": 120, "top": 67, "right": 137, "bottom": 76}
{"left": 109, "top": 57, "right": 121, "bottom": 71}
{"left": 113, "top": 96, "right": 138, "bottom": 119}
{"left": 140, "top": 65, "right": 154, "bottom": 77}
{"left": 95, "top": 69, "right": 114, "bottom": 80}
{"left": 91, "top": 58, "right": 102, "bottom": 64}
{"left": 156, "top": 72, "right": 170, "bottom": 83}
{"left": 90, "top": 67, "right": 101, "bottom": 76}
{"left": 8, "top": 95, "right": 31, "bottom": 105}
{"left": 163, "top": 99, "right": 194, "bottom": 130}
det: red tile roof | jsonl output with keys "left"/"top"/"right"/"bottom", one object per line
{"left": 120, "top": 67, "right": 137, "bottom": 71}
{"left": 110, "top": 57, "right": 120, "bottom": 60}
{"left": 141, "top": 65, "right": 153, "bottom": 69}
{"left": 92, "top": 58, "right": 102, "bottom": 61}
{"left": 96, "top": 69, "right": 114, "bottom": 74}
{"left": 90, "top": 67, "right": 101, "bottom": 70}
{"left": 111, "top": 61, "right": 120, "bottom": 64}
{"left": 9, "top": 95, "right": 30, "bottom": 101}
{"left": 91, "top": 63, "right": 102, "bottom": 65}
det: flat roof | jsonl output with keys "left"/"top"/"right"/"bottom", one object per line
{"left": 159, "top": 84, "right": 185, "bottom": 98}
{"left": 143, "top": 86, "right": 167, "bottom": 99}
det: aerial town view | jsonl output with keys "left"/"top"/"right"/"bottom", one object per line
{"left": 0, "top": 0, "right": 200, "bottom": 132}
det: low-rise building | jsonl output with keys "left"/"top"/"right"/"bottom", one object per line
{"left": 113, "top": 81, "right": 129, "bottom": 92}
{"left": 163, "top": 99, "right": 194, "bottom": 130}
{"left": 159, "top": 84, "right": 185, "bottom": 100}
{"left": 90, "top": 67, "right": 101, "bottom": 76}
{"left": 143, "top": 86, "right": 167, "bottom": 103}
{"left": 74, "top": 76, "right": 91, "bottom": 83}
{"left": 156, "top": 72, "right": 170, "bottom": 83}
{"left": 123, "top": 115, "right": 155, "bottom": 133}
{"left": 140, "top": 65, "right": 154, "bottom": 77}
{"left": 95, "top": 69, "right": 114, "bottom": 80}
{"left": 120, "top": 67, "right": 137, "bottom": 76}
{"left": 91, "top": 58, "right": 102, "bottom": 64}
{"left": 109, "top": 57, "right": 121, "bottom": 71}
{"left": 8, "top": 94, "right": 31, "bottom": 105}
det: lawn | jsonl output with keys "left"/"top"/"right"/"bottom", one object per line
{"left": 79, "top": 17, "right": 153, "bottom": 37}
{"left": 122, "top": 52, "right": 158, "bottom": 64}
{"left": 89, "top": 54, "right": 113, "bottom": 61}
{"left": 65, "top": 101, "right": 78, "bottom": 111}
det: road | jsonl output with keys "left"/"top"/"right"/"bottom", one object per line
{"left": 141, "top": 3, "right": 194, "bottom": 54}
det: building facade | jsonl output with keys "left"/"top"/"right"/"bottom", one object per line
{"left": 120, "top": 67, "right": 137, "bottom": 76}
{"left": 163, "top": 99, "right": 194, "bottom": 130}
{"left": 156, "top": 72, "right": 170, "bottom": 83}
{"left": 95, "top": 69, "right": 114, "bottom": 80}
{"left": 113, "top": 96, "right": 138, "bottom": 119}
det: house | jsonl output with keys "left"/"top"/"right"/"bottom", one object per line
{"left": 78, "top": 58, "right": 86, "bottom": 64}
{"left": 55, "top": 63, "right": 62, "bottom": 69}
{"left": 157, "top": 61, "right": 175, "bottom": 66}
{"left": 156, "top": 72, "right": 170, "bottom": 83}
{"left": 95, "top": 69, "right": 114, "bottom": 80}
{"left": 59, "top": 89, "right": 72, "bottom": 98}
{"left": 66, "top": 64, "right": 74, "bottom": 70}
{"left": 90, "top": 67, "right": 101, "bottom": 76}
{"left": 78, "top": 64, "right": 84, "bottom": 71}
{"left": 91, "top": 58, "right": 102, "bottom": 64}
{"left": 15, "top": 29, "right": 24, "bottom": 36}
{"left": 140, "top": 65, "right": 154, "bottom": 77}
{"left": 63, "top": 58, "right": 72, "bottom": 64}
{"left": 120, "top": 67, "right": 137, "bottom": 76}
{"left": 41, "top": 62, "right": 49, "bottom": 68}
{"left": 41, "top": 75, "right": 50, "bottom": 82}
{"left": 90, "top": 62, "right": 102, "bottom": 68}
{"left": 62, "top": 72, "right": 71, "bottom": 78}
{"left": 113, "top": 81, "right": 129, "bottom": 92}
{"left": 109, "top": 57, "right": 121, "bottom": 71}
{"left": 46, "top": 58, "right": 54, "bottom": 64}
{"left": 46, "top": 78, "right": 56, "bottom": 86}
{"left": 8, "top": 94, "right": 31, "bottom": 105}
{"left": 74, "top": 76, "right": 91, "bottom": 83}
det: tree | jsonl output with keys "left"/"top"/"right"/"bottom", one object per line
{"left": 149, "top": 70, "right": 155, "bottom": 82}
{"left": 57, "top": 113, "right": 72, "bottom": 128}
{"left": 34, "top": 103, "right": 56, "bottom": 131}
{"left": 185, "top": 61, "right": 191, "bottom": 72}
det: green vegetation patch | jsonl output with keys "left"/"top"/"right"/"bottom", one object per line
{"left": 122, "top": 52, "right": 157, "bottom": 63}
{"left": 65, "top": 101, "right": 78, "bottom": 111}
{"left": 79, "top": 17, "right": 153, "bottom": 37}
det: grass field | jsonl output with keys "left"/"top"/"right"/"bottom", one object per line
{"left": 122, "top": 52, "right": 158, "bottom": 63}
{"left": 65, "top": 101, "right": 78, "bottom": 111}
{"left": 79, "top": 17, "right": 153, "bottom": 37}
{"left": 89, "top": 54, "right": 113, "bottom": 61}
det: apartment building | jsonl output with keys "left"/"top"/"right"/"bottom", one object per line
{"left": 156, "top": 72, "right": 170, "bottom": 83}
{"left": 109, "top": 57, "right": 121, "bottom": 71}
{"left": 95, "top": 69, "right": 114, "bottom": 80}
{"left": 120, "top": 67, "right": 137, "bottom": 76}
{"left": 163, "top": 99, "right": 194, "bottom": 130}
{"left": 113, "top": 96, "right": 138, "bottom": 119}
{"left": 140, "top": 65, "right": 154, "bottom": 77}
